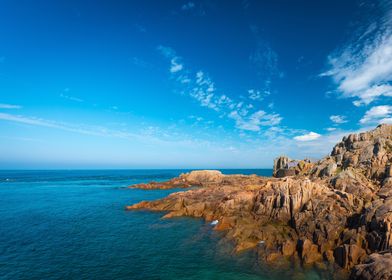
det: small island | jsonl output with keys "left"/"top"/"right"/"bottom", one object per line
{"left": 127, "top": 124, "right": 392, "bottom": 280}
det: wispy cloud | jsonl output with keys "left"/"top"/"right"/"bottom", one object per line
{"left": 322, "top": 1, "right": 392, "bottom": 106}
{"left": 330, "top": 115, "right": 347, "bottom": 124}
{"left": 170, "top": 58, "right": 183, "bottom": 73}
{"left": 360, "top": 105, "right": 392, "bottom": 124}
{"left": 229, "top": 110, "right": 281, "bottom": 132}
{"left": 293, "top": 131, "right": 321, "bottom": 141}
{"left": 131, "top": 57, "right": 150, "bottom": 68}
{"left": 0, "top": 103, "right": 22, "bottom": 109}
{"left": 0, "top": 112, "right": 236, "bottom": 152}
{"left": 157, "top": 45, "right": 184, "bottom": 74}
{"left": 0, "top": 112, "right": 175, "bottom": 145}
{"left": 134, "top": 23, "right": 147, "bottom": 33}
{"left": 249, "top": 25, "right": 283, "bottom": 96}
{"left": 181, "top": 2, "right": 195, "bottom": 11}
{"left": 0, "top": 112, "right": 122, "bottom": 137}
{"left": 157, "top": 45, "right": 282, "bottom": 132}
{"left": 248, "top": 89, "right": 269, "bottom": 101}
{"left": 60, "top": 88, "right": 84, "bottom": 102}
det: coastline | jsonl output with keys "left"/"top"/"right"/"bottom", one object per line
{"left": 127, "top": 124, "right": 392, "bottom": 280}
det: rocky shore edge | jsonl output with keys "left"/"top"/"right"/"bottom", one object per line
{"left": 126, "top": 124, "right": 392, "bottom": 280}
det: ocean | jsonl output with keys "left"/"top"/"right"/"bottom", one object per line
{"left": 0, "top": 169, "right": 332, "bottom": 279}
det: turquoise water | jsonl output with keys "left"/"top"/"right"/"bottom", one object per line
{"left": 0, "top": 169, "right": 332, "bottom": 279}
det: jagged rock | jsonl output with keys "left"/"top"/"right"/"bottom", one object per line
{"left": 350, "top": 251, "right": 392, "bottom": 280}
{"left": 300, "top": 239, "right": 322, "bottom": 264}
{"left": 273, "top": 156, "right": 295, "bottom": 177}
{"left": 334, "top": 244, "right": 366, "bottom": 269}
{"left": 378, "top": 178, "right": 392, "bottom": 198}
{"left": 126, "top": 124, "right": 392, "bottom": 279}
{"left": 321, "top": 162, "right": 338, "bottom": 177}
{"left": 273, "top": 156, "right": 291, "bottom": 173}
{"left": 386, "top": 165, "right": 392, "bottom": 178}
{"left": 282, "top": 240, "right": 296, "bottom": 256}
{"left": 329, "top": 124, "right": 392, "bottom": 181}
{"left": 274, "top": 168, "right": 296, "bottom": 178}
{"left": 273, "top": 156, "right": 313, "bottom": 178}
{"left": 330, "top": 169, "right": 376, "bottom": 204}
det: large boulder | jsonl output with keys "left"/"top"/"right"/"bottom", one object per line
{"left": 182, "top": 170, "right": 224, "bottom": 186}
{"left": 273, "top": 156, "right": 313, "bottom": 178}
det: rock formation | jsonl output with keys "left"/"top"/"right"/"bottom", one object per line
{"left": 126, "top": 124, "right": 392, "bottom": 279}
{"left": 273, "top": 156, "right": 313, "bottom": 178}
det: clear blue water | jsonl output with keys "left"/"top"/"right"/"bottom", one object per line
{"left": 0, "top": 169, "right": 333, "bottom": 279}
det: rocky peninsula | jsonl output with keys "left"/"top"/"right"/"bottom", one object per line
{"left": 127, "top": 124, "right": 392, "bottom": 280}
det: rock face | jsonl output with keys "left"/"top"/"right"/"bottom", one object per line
{"left": 126, "top": 124, "right": 392, "bottom": 279}
{"left": 273, "top": 156, "right": 313, "bottom": 178}
{"left": 350, "top": 251, "right": 392, "bottom": 280}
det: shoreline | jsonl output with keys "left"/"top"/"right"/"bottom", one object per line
{"left": 127, "top": 124, "right": 392, "bottom": 280}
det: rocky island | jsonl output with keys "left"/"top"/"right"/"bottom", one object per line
{"left": 127, "top": 124, "right": 392, "bottom": 280}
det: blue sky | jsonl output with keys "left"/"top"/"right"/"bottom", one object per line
{"left": 0, "top": 0, "right": 391, "bottom": 169}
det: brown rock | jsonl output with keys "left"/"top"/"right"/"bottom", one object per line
{"left": 282, "top": 240, "right": 296, "bottom": 256}
{"left": 350, "top": 251, "right": 392, "bottom": 280}
{"left": 334, "top": 244, "right": 366, "bottom": 269}
{"left": 300, "top": 239, "right": 322, "bottom": 264}
{"left": 125, "top": 124, "right": 392, "bottom": 279}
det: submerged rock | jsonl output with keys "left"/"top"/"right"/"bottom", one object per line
{"left": 127, "top": 124, "right": 392, "bottom": 279}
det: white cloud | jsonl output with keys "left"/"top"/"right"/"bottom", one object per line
{"left": 326, "top": 127, "right": 336, "bottom": 132}
{"left": 322, "top": 1, "right": 392, "bottom": 105}
{"left": 158, "top": 45, "right": 283, "bottom": 132}
{"left": 190, "top": 71, "right": 218, "bottom": 110}
{"left": 248, "top": 89, "right": 261, "bottom": 100}
{"left": 293, "top": 132, "right": 321, "bottom": 141}
{"left": 181, "top": 2, "right": 195, "bottom": 10}
{"left": 170, "top": 58, "right": 183, "bottom": 73}
{"left": 0, "top": 103, "right": 22, "bottom": 109}
{"left": 248, "top": 89, "right": 267, "bottom": 101}
{"left": 157, "top": 45, "right": 184, "bottom": 74}
{"left": 330, "top": 115, "right": 347, "bottom": 124}
{"left": 229, "top": 110, "right": 282, "bottom": 132}
{"left": 360, "top": 105, "right": 392, "bottom": 124}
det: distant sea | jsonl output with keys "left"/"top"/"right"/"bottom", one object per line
{"left": 0, "top": 169, "right": 333, "bottom": 279}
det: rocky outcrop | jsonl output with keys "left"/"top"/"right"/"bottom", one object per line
{"left": 128, "top": 170, "right": 226, "bottom": 189}
{"left": 273, "top": 156, "right": 313, "bottom": 178}
{"left": 329, "top": 125, "right": 392, "bottom": 181}
{"left": 126, "top": 124, "right": 392, "bottom": 279}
